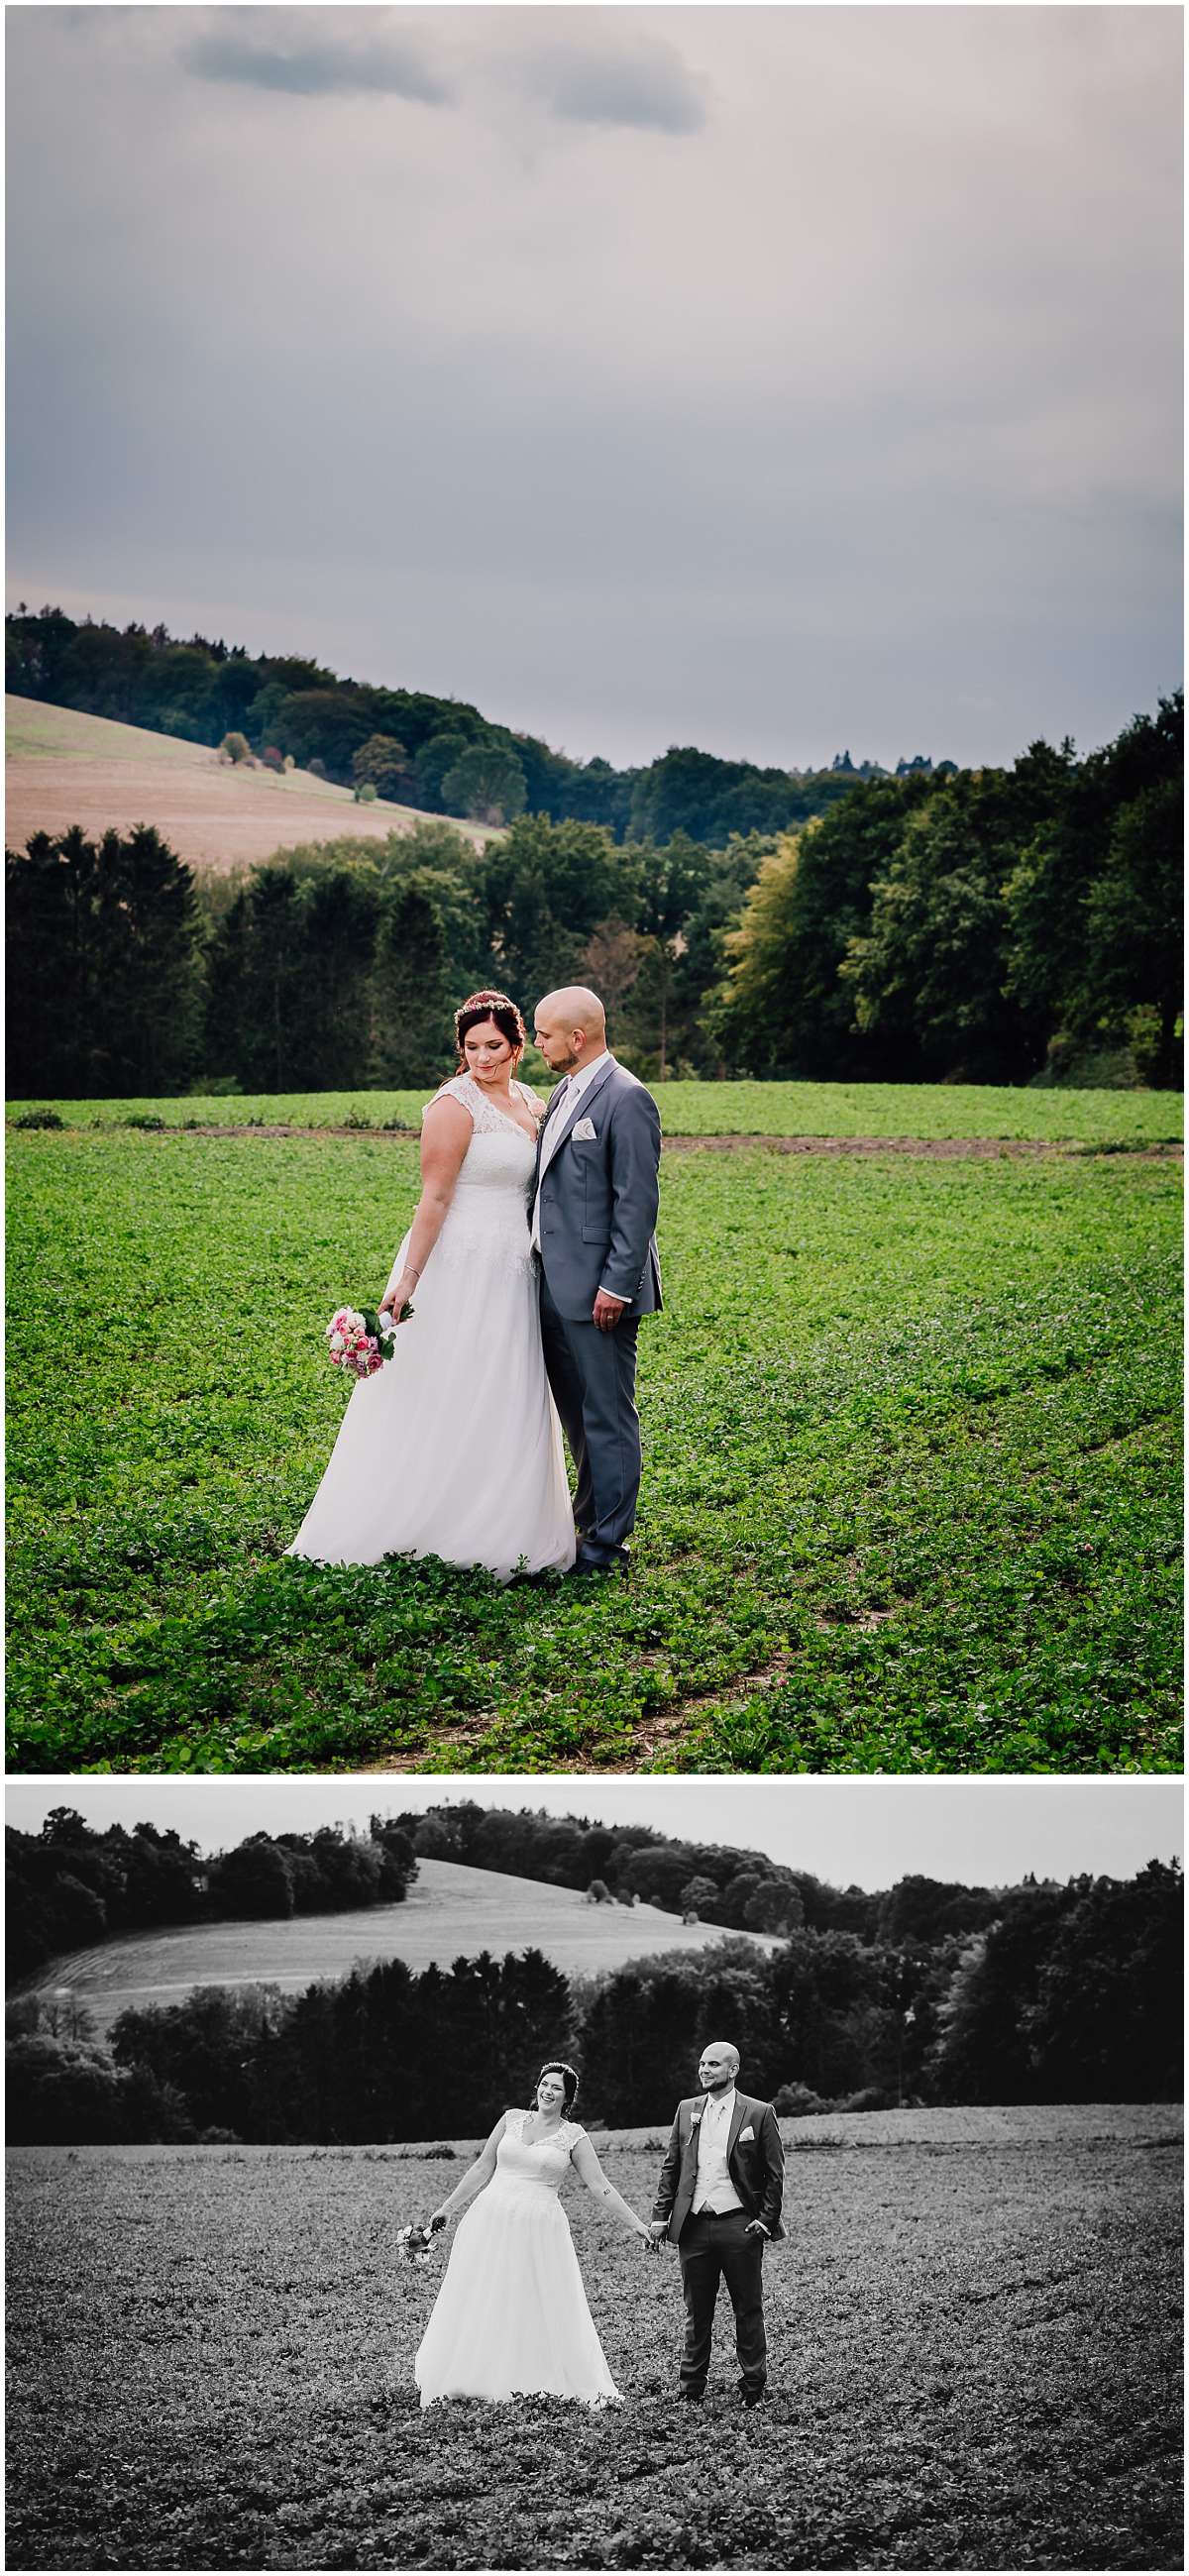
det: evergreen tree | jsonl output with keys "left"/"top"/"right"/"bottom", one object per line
{"left": 7, "top": 823, "right": 203, "bottom": 1096}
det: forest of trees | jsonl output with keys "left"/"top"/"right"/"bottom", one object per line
{"left": 7, "top": 1864, "right": 1180, "bottom": 2144}
{"left": 7, "top": 700, "right": 1181, "bottom": 1097}
{"left": 6, "top": 1809, "right": 418, "bottom": 1982}
{"left": 5, "top": 606, "right": 919, "bottom": 842}
{"left": 392, "top": 1798, "right": 991, "bottom": 1942}
{"left": 6, "top": 1800, "right": 1180, "bottom": 2142}
{"left": 716, "top": 704, "right": 1183, "bottom": 1087}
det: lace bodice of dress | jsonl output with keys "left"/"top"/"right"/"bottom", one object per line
{"left": 495, "top": 2109, "right": 584, "bottom": 2192}
{"left": 422, "top": 1075, "right": 541, "bottom": 1271}
{"left": 426, "top": 1072, "right": 540, "bottom": 1144}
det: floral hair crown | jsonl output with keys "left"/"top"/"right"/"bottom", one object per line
{"left": 537, "top": 2060, "right": 580, "bottom": 2105}
{"left": 455, "top": 990, "right": 523, "bottom": 1037}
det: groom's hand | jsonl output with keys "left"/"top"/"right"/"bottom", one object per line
{"left": 648, "top": 2220, "right": 670, "bottom": 2244}
{"left": 593, "top": 1289, "right": 627, "bottom": 1332}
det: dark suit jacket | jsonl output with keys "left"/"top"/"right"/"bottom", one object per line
{"left": 652, "top": 2091, "right": 786, "bottom": 2243}
{"left": 531, "top": 1055, "right": 663, "bottom": 1322}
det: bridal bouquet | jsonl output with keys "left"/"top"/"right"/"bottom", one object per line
{"left": 325, "top": 1300, "right": 414, "bottom": 1381}
{"left": 396, "top": 2223, "right": 436, "bottom": 2268}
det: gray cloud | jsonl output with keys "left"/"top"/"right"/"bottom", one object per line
{"left": 516, "top": 35, "right": 706, "bottom": 135}
{"left": 5, "top": 6, "right": 1181, "bottom": 771}
{"left": 183, "top": 18, "right": 453, "bottom": 106}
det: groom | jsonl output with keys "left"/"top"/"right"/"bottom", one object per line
{"left": 649, "top": 2041, "right": 786, "bottom": 2406}
{"left": 531, "top": 987, "right": 662, "bottom": 1577}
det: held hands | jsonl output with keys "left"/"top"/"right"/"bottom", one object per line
{"left": 428, "top": 2209, "right": 450, "bottom": 2233}
{"left": 647, "top": 2220, "right": 671, "bottom": 2247}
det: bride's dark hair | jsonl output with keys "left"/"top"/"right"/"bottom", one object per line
{"left": 536, "top": 2060, "right": 580, "bottom": 2111}
{"left": 453, "top": 990, "right": 526, "bottom": 1072}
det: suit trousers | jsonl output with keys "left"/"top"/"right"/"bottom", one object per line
{"left": 538, "top": 1269, "right": 642, "bottom": 1563}
{"left": 677, "top": 2208, "right": 766, "bottom": 2396}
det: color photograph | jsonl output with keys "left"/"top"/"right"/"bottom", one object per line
{"left": 5, "top": 3, "right": 1182, "bottom": 1776}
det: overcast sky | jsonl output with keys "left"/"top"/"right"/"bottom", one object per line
{"left": 6, "top": 5, "right": 1182, "bottom": 772}
{"left": 6, "top": 1778, "right": 1181, "bottom": 1887}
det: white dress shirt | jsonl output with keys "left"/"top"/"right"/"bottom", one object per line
{"left": 692, "top": 2087, "right": 744, "bottom": 2215}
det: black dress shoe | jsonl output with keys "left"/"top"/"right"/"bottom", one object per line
{"left": 567, "top": 1554, "right": 627, "bottom": 1579}
{"left": 740, "top": 2387, "right": 768, "bottom": 2408}
{"left": 678, "top": 2388, "right": 704, "bottom": 2403}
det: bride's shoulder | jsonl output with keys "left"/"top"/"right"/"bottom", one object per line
{"left": 559, "top": 2117, "right": 586, "bottom": 2149}
{"left": 513, "top": 1079, "right": 547, "bottom": 1123}
{"left": 423, "top": 1073, "right": 478, "bottom": 1123}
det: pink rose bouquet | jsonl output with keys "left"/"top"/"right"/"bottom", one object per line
{"left": 396, "top": 2222, "right": 437, "bottom": 2268}
{"left": 325, "top": 1299, "right": 413, "bottom": 1381}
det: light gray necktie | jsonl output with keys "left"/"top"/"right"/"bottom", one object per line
{"left": 531, "top": 1077, "right": 571, "bottom": 1248}
{"left": 538, "top": 1076, "right": 572, "bottom": 1179}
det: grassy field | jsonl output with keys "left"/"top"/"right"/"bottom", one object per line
{"left": 23, "top": 1861, "right": 774, "bottom": 2045}
{"left": 6, "top": 1121, "right": 1180, "bottom": 1773}
{"left": 5, "top": 695, "right": 487, "bottom": 870}
{"left": 9, "top": 1080, "right": 1182, "bottom": 1143}
{"left": 6, "top": 2107, "right": 1182, "bottom": 2570}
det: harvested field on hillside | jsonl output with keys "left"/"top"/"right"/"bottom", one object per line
{"left": 5, "top": 696, "right": 486, "bottom": 869}
{"left": 24, "top": 1859, "right": 775, "bottom": 2044}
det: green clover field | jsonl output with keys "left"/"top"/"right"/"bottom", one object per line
{"left": 6, "top": 1086, "right": 1181, "bottom": 1773}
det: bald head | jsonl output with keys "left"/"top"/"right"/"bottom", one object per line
{"left": 533, "top": 987, "right": 607, "bottom": 1076}
{"left": 698, "top": 2041, "right": 740, "bottom": 2094}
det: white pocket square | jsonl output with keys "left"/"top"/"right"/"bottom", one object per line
{"left": 572, "top": 1117, "right": 597, "bottom": 1140}
{"left": 738, "top": 2125, "right": 755, "bottom": 2142}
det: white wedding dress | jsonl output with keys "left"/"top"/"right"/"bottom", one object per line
{"left": 287, "top": 1076, "right": 575, "bottom": 1578}
{"left": 414, "top": 2112, "right": 620, "bottom": 2407}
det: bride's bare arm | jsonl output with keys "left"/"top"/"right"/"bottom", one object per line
{"left": 380, "top": 1096, "right": 472, "bottom": 1315}
{"left": 427, "top": 2113, "right": 508, "bottom": 2227}
{"left": 570, "top": 2134, "right": 653, "bottom": 2241}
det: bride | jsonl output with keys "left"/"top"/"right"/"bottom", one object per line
{"left": 413, "top": 2062, "right": 653, "bottom": 2407}
{"left": 287, "top": 992, "right": 575, "bottom": 1578}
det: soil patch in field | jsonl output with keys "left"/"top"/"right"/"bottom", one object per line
{"left": 16, "top": 1117, "right": 1180, "bottom": 1161}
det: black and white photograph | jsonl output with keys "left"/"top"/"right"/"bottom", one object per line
{"left": 5, "top": 1777, "right": 1183, "bottom": 2569}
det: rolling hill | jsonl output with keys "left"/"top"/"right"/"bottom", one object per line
{"left": 26, "top": 1857, "right": 775, "bottom": 2042}
{"left": 5, "top": 695, "right": 488, "bottom": 871}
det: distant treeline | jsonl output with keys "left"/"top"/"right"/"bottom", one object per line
{"left": 396, "top": 1799, "right": 999, "bottom": 1944}
{"left": 8, "top": 697, "right": 1181, "bottom": 1098}
{"left": 6, "top": 1809, "right": 417, "bottom": 1982}
{"left": 6, "top": 604, "right": 923, "bottom": 843}
{"left": 7, "top": 1861, "right": 1180, "bottom": 2144}
{"left": 7, "top": 1800, "right": 988, "bottom": 1983}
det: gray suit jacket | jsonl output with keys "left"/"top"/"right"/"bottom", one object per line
{"left": 532, "top": 1056, "right": 663, "bottom": 1324}
{"left": 652, "top": 2092, "right": 786, "bottom": 2243}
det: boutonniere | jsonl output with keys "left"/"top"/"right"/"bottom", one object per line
{"left": 572, "top": 1117, "right": 597, "bottom": 1140}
